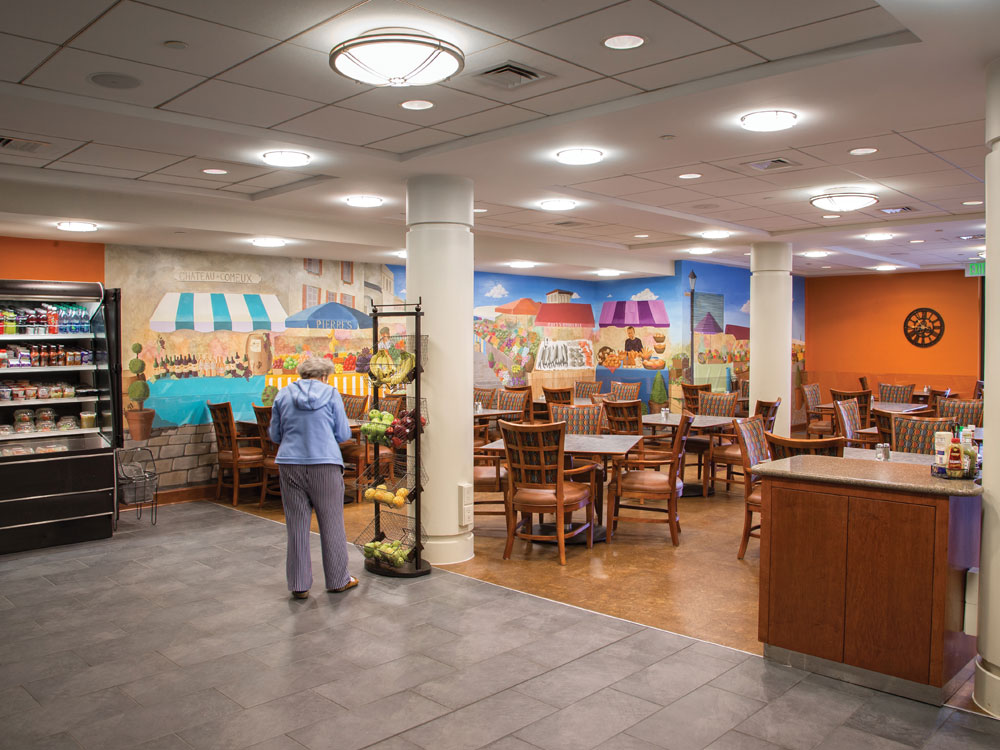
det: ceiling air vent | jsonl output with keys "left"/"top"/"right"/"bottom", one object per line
{"left": 0, "top": 135, "right": 51, "bottom": 154}
{"left": 744, "top": 157, "right": 799, "bottom": 171}
{"left": 880, "top": 206, "right": 916, "bottom": 214}
{"left": 959, "top": 234, "right": 986, "bottom": 241}
{"left": 475, "top": 61, "right": 549, "bottom": 90}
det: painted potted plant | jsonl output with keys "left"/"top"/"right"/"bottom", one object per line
{"left": 648, "top": 371, "right": 669, "bottom": 414}
{"left": 260, "top": 384, "right": 279, "bottom": 407}
{"left": 124, "top": 343, "right": 155, "bottom": 441}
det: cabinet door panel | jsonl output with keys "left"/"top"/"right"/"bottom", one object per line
{"left": 767, "top": 488, "right": 848, "bottom": 662}
{"left": 845, "top": 496, "right": 935, "bottom": 684}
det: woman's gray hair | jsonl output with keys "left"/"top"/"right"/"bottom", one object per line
{"left": 297, "top": 356, "right": 335, "bottom": 380}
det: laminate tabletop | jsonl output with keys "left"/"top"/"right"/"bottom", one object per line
{"left": 642, "top": 413, "right": 733, "bottom": 429}
{"left": 481, "top": 434, "right": 641, "bottom": 456}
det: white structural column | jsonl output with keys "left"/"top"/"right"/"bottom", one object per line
{"left": 749, "top": 242, "right": 793, "bottom": 436}
{"left": 405, "top": 175, "right": 475, "bottom": 564}
{"left": 975, "top": 58, "right": 1000, "bottom": 716}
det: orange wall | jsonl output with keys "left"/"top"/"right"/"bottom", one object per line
{"left": 805, "top": 270, "right": 981, "bottom": 399}
{"left": 0, "top": 236, "right": 105, "bottom": 283}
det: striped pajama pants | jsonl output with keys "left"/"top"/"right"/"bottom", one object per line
{"left": 278, "top": 464, "right": 352, "bottom": 592}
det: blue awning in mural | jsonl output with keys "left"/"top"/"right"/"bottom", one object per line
{"left": 150, "top": 293, "right": 287, "bottom": 333}
{"left": 285, "top": 302, "right": 373, "bottom": 330}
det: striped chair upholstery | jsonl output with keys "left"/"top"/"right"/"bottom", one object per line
{"left": 831, "top": 388, "right": 872, "bottom": 427}
{"left": 873, "top": 410, "right": 893, "bottom": 444}
{"left": 802, "top": 383, "right": 822, "bottom": 411}
{"left": 879, "top": 383, "right": 915, "bottom": 403}
{"left": 548, "top": 404, "right": 603, "bottom": 435}
{"left": 610, "top": 381, "right": 641, "bottom": 401}
{"left": 379, "top": 395, "right": 405, "bottom": 417}
{"left": 734, "top": 417, "right": 770, "bottom": 474}
{"left": 474, "top": 387, "right": 496, "bottom": 408}
{"left": 892, "top": 415, "right": 955, "bottom": 455}
{"left": 698, "top": 390, "right": 738, "bottom": 417}
{"left": 765, "top": 434, "right": 845, "bottom": 459}
{"left": 496, "top": 389, "right": 528, "bottom": 422}
{"left": 833, "top": 398, "right": 862, "bottom": 445}
{"left": 574, "top": 381, "right": 602, "bottom": 399}
{"left": 739, "top": 378, "right": 750, "bottom": 399}
{"left": 937, "top": 398, "right": 984, "bottom": 427}
{"left": 733, "top": 415, "right": 770, "bottom": 560}
{"left": 341, "top": 394, "right": 369, "bottom": 421}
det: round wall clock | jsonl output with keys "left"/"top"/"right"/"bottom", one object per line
{"left": 903, "top": 307, "right": 944, "bottom": 348}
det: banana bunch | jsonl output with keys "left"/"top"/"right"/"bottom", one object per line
{"left": 386, "top": 350, "right": 417, "bottom": 386}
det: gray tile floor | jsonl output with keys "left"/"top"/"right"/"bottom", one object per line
{"left": 0, "top": 502, "right": 997, "bottom": 750}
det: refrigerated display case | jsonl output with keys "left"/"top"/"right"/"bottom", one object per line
{"left": 0, "top": 280, "right": 123, "bottom": 553}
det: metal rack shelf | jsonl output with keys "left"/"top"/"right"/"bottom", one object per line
{"left": 0, "top": 396, "right": 99, "bottom": 408}
{"left": 0, "top": 365, "right": 97, "bottom": 374}
{"left": 0, "top": 427, "right": 101, "bottom": 442}
{"left": 0, "top": 333, "right": 94, "bottom": 341}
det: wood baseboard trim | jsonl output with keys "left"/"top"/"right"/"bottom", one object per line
{"left": 119, "top": 483, "right": 216, "bottom": 511}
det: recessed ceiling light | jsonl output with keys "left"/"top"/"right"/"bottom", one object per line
{"left": 473, "top": 208, "right": 487, "bottom": 213}
{"left": 603, "top": 34, "right": 644, "bottom": 50}
{"left": 849, "top": 147, "right": 878, "bottom": 156}
{"left": 744, "top": 252, "right": 751, "bottom": 256}
{"left": 538, "top": 198, "right": 577, "bottom": 211}
{"left": 820, "top": 215, "right": 841, "bottom": 221}
{"left": 251, "top": 237, "right": 286, "bottom": 248}
{"left": 329, "top": 29, "right": 464, "bottom": 87}
{"left": 700, "top": 230, "right": 731, "bottom": 239}
{"left": 810, "top": 193, "right": 878, "bottom": 212}
{"left": 555, "top": 148, "right": 604, "bottom": 165}
{"left": 802, "top": 250, "right": 830, "bottom": 258}
{"left": 508, "top": 261, "right": 538, "bottom": 269}
{"left": 202, "top": 168, "right": 228, "bottom": 175}
{"left": 393, "top": 250, "right": 407, "bottom": 258}
{"left": 88, "top": 72, "right": 141, "bottom": 89}
{"left": 634, "top": 234, "right": 649, "bottom": 238}
{"left": 740, "top": 110, "right": 798, "bottom": 132}
{"left": 863, "top": 232, "right": 894, "bottom": 241}
{"left": 970, "top": 256, "right": 982, "bottom": 260}
{"left": 909, "top": 240, "right": 925, "bottom": 244}
{"left": 595, "top": 269, "right": 623, "bottom": 276}
{"left": 687, "top": 247, "right": 714, "bottom": 255}
{"left": 962, "top": 200, "right": 984, "bottom": 206}
{"left": 959, "top": 234, "right": 985, "bottom": 240}
{"left": 56, "top": 221, "right": 97, "bottom": 232}
{"left": 163, "top": 40, "right": 188, "bottom": 50}
{"left": 873, "top": 265, "right": 897, "bottom": 271}
{"left": 344, "top": 195, "right": 384, "bottom": 207}
{"left": 262, "top": 150, "right": 310, "bottom": 167}
{"left": 821, "top": 265, "right": 832, "bottom": 269}
{"left": 401, "top": 99, "right": 434, "bottom": 110}
{"left": 678, "top": 173, "right": 702, "bottom": 179}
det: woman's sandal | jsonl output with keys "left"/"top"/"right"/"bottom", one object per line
{"left": 329, "top": 576, "right": 359, "bottom": 593}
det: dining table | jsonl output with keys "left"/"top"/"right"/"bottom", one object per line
{"left": 474, "top": 407, "right": 524, "bottom": 421}
{"left": 818, "top": 400, "right": 929, "bottom": 414}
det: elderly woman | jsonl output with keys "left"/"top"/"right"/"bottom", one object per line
{"left": 268, "top": 357, "right": 358, "bottom": 598}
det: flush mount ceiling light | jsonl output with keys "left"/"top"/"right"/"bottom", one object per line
{"left": 822, "top": 214, "right": 841, "bottom": 219}
{"left": 687, "top": 247, "right": 714, "bottom": 255}
{"left": 678, "top": 173, "right": 702, "bottom": 179}
{"left": 821, "top": 265, "right": 832, "bottom": 269}
{"left": 810, "top": 192, "right": 878, "bottom": 212}
{"left": 863, "top": 232, "right": 894, "bottom": 241}
{"left": 849, "top": 147, "right": 878, "bottom": 156}
{"left": 56, "top": 221, "right": 98, "bottom": 232}
{"left": 508, "top": 261, "right": 538, "bottom": 268}
{"left": 393, "top": 250, "right": 407, "bottom": 258}
{"left": 700, "top": 230, "right": 731, "bottom": 239}
{"left": 962, "top": 200, "right": 984, "bottom": 206}
{"left": 538, "top": 198, "right": 577, "bottom": 211}
{"left": 634, "top": 234, "right": 649, "bottom": 238}
{"left": 873, "top": 265, "right": 897, "bottom": 271}
{"left": 329, "top": 28, "right": 464, "bottom": 87}
{"left": 202, "top": 168, "right": 228, "bottom": 175}
{"left": 400, "top": 99, "right": 434, "bottom": 110}
{"left": 250, "top": 237, "right": 286, "bottom": 248}
{"left": 344, "top": 195, "right": 384, "bottom": 207}
{"left": 740, "top": 110, "right": 798, "bottom": 132}
{"left": 595, "top": 269, "right": 623, "bottom": 276}
{"left": 473, "top": 208, "right": 487, "bottom": 213}
{"left": 163, "top": 40, "right": 188, "bottom": 50}
{"left": 555, "top": 147, "right": 604, "bottom": 165}
{"left": 802, "top": 250, "right": 830, "bottom": 258}
{"left": 603, "top": 34, "right": 645, "bottom": 50}
{"left": 261, "top": 150, "right": 310, "bottom": 167}
{"left": 909, "top": 239, "right": 925, "bottom": 244}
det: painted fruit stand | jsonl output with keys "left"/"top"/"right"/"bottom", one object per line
{"left": 594, "top": 299, "right": 671, "bottom": 407}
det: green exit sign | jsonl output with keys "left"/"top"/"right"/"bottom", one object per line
{"left": 966, "top": 260, "right": 985, "bottom": 277}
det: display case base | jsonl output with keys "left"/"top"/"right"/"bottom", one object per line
{"left": 364, "top": 557, "right": 432, "bottom": 578}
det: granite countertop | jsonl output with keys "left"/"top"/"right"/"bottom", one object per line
{"left": 753, "top": 455, "right": 983, "bottom": 496}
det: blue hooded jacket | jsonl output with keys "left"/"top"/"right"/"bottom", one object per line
{"left": 268, "top": 379, "right": 352, "bottom": 466}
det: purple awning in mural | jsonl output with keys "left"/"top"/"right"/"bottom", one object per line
{"left": 694, "top": 312, "right": 722, "bottom": 334}
{"left": 598, "top": 300, "right": 670, "bottom": 328}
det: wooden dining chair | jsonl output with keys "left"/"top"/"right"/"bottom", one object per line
{"left": 858, "top": 376, "right": 870, "bottom": 391}
{"left": 711, "top": 398, "right": 780, "bottom": 492}
{"left": 937, "top": 398, "right": 983, "bottom": 427}
{"left": 926, "top": 388, "right": 951, "bottom": 413}
{"left": 802, "top": 383, "right": 832, "bottom": 437}
{"left": 608, "top": 412, "right": 693, "bottom": 546}
{"left": 974, "top": 380, "right": 985, "bottom": 400}
{"left": 538, "top": 387, "right": 573, "bottom": 420}
{"left": 208, "top": 402, "right": 263, "bottom": 506}
{"left": 499, "top": 420, "right": 598, "bottom": 565}
{"left": 891, "top": 415, "right": 956, "bottom": 454}
{"left": 878, "top": 383, "right": 915, "bottom": 403}
{"left": 492, "top": 389, "right": 529, "bottom": 439}
{"left": 765, "top": 433, "right": 845, "bottom": 458}
{"left": 341, "top": 393, "right": 369, "bottom": 421}
{"left": 252, "top": 404, "right": 280, "bottom": 508}
{"left": 735, "top": 377, "right": 751, "bottom": 417}
{"left": 378, "top": 394, "right": 405, "bottom": 417}
{"left": 574, "top": 381, "right": 603, "bottom": 399}
{"left": 602, "top": 399, "right": 670, "bottom": 461}
{"left": 873, "top": 409, "right": 894, "bottom": 446}
{"left": 502, "top": 385, "right": 532, "bottom": 423}
{"left": 686, "top": 390, "right": 738, "bottom": 487}
{"left": 733, "top": 415, "right": 771, "bottom": 560}
{"left": 610, "top": 381, "right": 641, "bottom": 401}
{"left": 474, "top": 387, "right": 497, "bottom": 408}
{"left": 831, "top": 388, "right": 873, "bottom": 428}
{"left": 472, "top": 446, "right": 507, "bottom": 516}
{"left": 681, "top": 383, "right": 711, "bottom": 414}
{"left": 548, "top": 403, "right": 603, "bottom": 434}
{"left": 833, "top": 398, "right": 875, "bottom": 448}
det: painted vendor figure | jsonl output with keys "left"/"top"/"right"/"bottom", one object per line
{"left": 623, "top": 326, "right": 644, "bottom": 354}
{"left": 377, "top": 326, "right": 392, "bottom": 350}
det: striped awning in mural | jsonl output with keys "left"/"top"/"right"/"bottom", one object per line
{"left": 149, "top": 292, "right": 288, "bottom": 333}
{"left": 598, "top": 300, "right": 670, "bottom": 328}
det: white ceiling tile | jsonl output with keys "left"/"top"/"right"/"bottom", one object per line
{"left": 936, "top": 146, "right": 988, "bottom": 169}
{"left": 637, "top": 163, "right": 743, "bottom": 185}
{"left": 699, "top": 207, "right": 782, "bottom": 221}
{"left": 153, "top": 157, "right": 274, "bottom": 183}
{"left": 903, "top": 183, "right": 983, "bottom": 201}
{"left": 0, "top": 33, "right": 57, "bottom": 83}
{"left": 236, "top": 172, "right": 313, "bottom": 189}
{"left": 666, "top": 197, "right": 749, "bottom": 213}
{"left": 58, "top": 143, "right": 185, "bottom": 171}
{"left": 491, "top": 209, "right": 560, "bottom": 225}
{"left": 434, "top": 105, "right": 542, "bottom": 136}
{"left": 140, "top": 173, "right": 226, "bottom": 188}
{"left": 753, "top": 165, "right": 864, "bottom": 189}
{"left": 517, "top": 78, "right": 641, "bottom": 115}
{"left": 569, "top": 175, "right": 667, "bottom": 197}
{"left": 274, "top": 105, "right": 416, "bottom": 145}
{"left": 850, "top": 154, "right": 957, "bottom": 179}
{"left": 709, "top": 149, "right": 829, "bottom": 177}
{"left": 24, "top": 48, "right": 204, "bottom": 107}
{"left": 517, "top": 0, "right": 727, "bottom": 77}
{"left": 140, "top": 0, "right": 357, "bottom": 38}
{"left": 292, "top": 0, "right": 505, "bottom": 57}
{"left": 0, "top": 128, "right": 86, "bottom": 161}
{"left": 366, "top": 128, "right": 461, "bottom": 153}
{"left": 220, "top": 44, "right": 370, "bottom": 104}
{"left": 740, "top": 216, "right": 819, "bottom": 230}
{"left": 901, "top": 121, "right": 985, "bottom": 152}
{"left": 0, "top": 153, "right": 49, "bottom": 168}
{"left": 616, "top": 45, "right": 764, "bottom": 91}
{"left": 617, "top": 186, "right": 710, "bottom": 205}
{"left": 46, "top": 162, "right": 145, "bottom": 179}
{"left": 795, "top": 133, "right": 925, "bottom": 164}
{"left": 0, "top": 0, "right": 116, "bottom": 44}
{"left": 444, "top": 42, "right": 601, "bottom": 103}
{"left": 336, "top": 85, "right": 500, "bottom": 127}
{"left": 406, "top": 0, "right": 617, "bottom": 38}
{"left": 742, "top": 8, "right": 906, "bottom": 61}
{"left": 221, "top": 184, "right": 265, "bottom": 194}
{"left": 964, "top": 164, "right": 986, "bottom": 181}
{"left": 878, "top": 169, "right": 980, "bottom": 191}
{"left": 681, "top": 177, "right": 774, "bottom": 197}
{"left": 71, "top": 2, "right": 275, "bottom": 77}
{"left": 658, "top": 0, "right": 879, "bottom": 44}
{"left": 162, "top": 80, "right": 321, "bottom": 128}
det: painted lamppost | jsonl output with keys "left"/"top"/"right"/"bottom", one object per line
{"left": 687, "top": 270, "right": 697, "bottom": 382}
